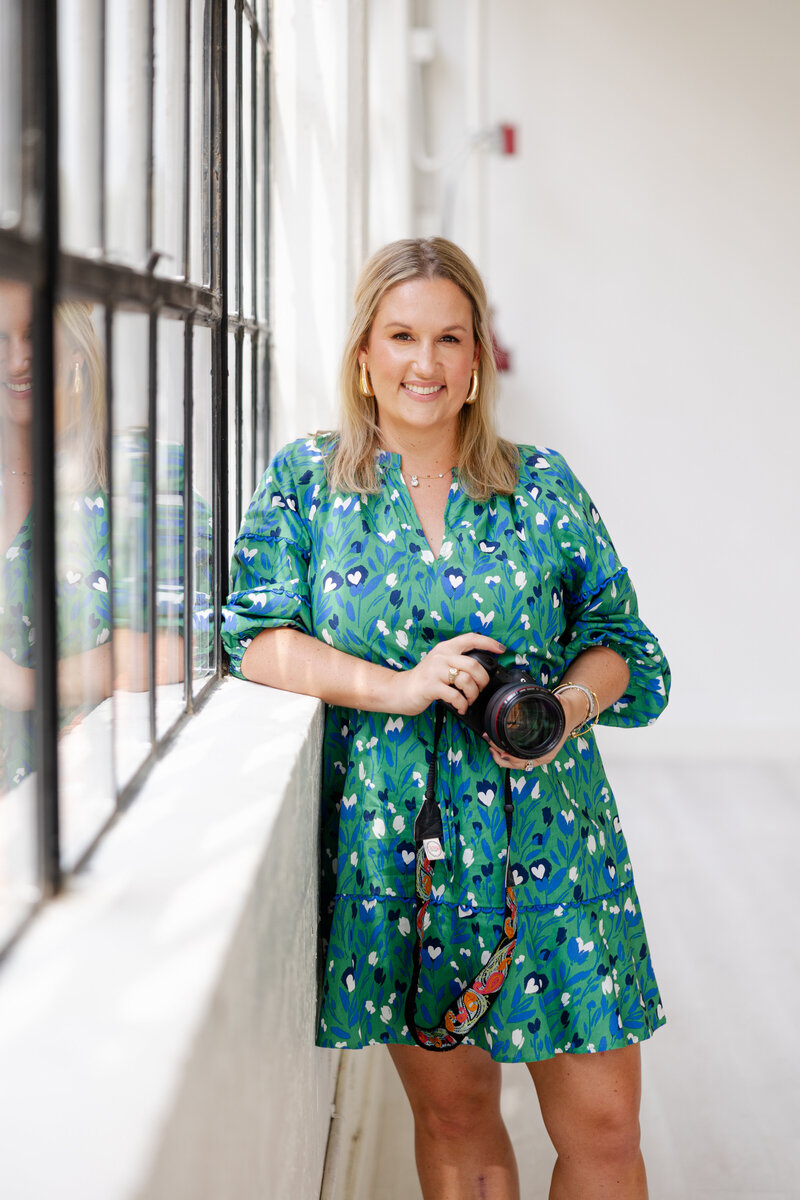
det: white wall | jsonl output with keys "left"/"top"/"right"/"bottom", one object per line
{"left": 425, "top": 0, "right": 800, "bottom": 755}
{"left": 270, "top": 0, "right": 370, "bottom": 448}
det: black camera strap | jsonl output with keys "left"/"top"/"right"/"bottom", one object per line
{"left": 405, "top": 702, "right": 518, "bottom": 1051}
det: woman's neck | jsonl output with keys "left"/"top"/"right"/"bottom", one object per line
{"left": 1, "top": 420, "right": 33, "bottom": 477}
{"left": 378, "top": 427, "right": 459, "bottom": 475}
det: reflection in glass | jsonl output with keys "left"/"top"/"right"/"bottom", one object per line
{"left": 112, "top": 312, "right": 151, "bottom": 786}
{"left": 192, "top": 325, "right": 215, "bottom": 689}
{"left": 228, "top": 328, "right": 239, "bottom": 555}
{"left": 0, "top": 0, "right": 22, "bottom": 228}
{"left": 255, "top": 332, "right": 268, "bottom": 479}
{"left": 188, "top": 0, "right": 211, "bottom": 285}
{"left": 54, "top": 300, "right": 114, "bottom": 868}
{"left": 58, "top": 0, "right": 103, "bottom": 254}
{"left": 0, "top": 276, "right": 39, "bottom": 935}
{"left": 155, "top": 317, "right": 186, "bottom": 737}
{"left": 241, "top": 15, "right": 254, "bottom": 317}
{"left": 154, "top": 0, "right": 187, "bottom": 278}
{"left": 105, "top": 1, "right": 149, "bottom": 264}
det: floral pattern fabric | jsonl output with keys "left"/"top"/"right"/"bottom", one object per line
{"left": 223, "top": 436, "right": 670, "bottom": 1062}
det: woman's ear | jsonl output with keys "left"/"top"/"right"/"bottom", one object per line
{"left": 472, "top": 340, "right": 481, "bottom": 368}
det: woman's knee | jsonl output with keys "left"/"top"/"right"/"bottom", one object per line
{"left": 389, "top": 1044, "right": 503, "bottom": 1140}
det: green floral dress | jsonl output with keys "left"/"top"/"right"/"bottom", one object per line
{"left": 223, "top": 437, "right": 670, "bottom": 1062}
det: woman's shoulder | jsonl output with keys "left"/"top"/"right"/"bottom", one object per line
{"left": 269, "top": 432, "right": 332, "bottom": 478}
{"left": 514, "top": 444, "right": 578, "bottom": 490}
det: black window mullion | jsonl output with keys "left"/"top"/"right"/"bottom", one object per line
{"left": 31, "top": 0, "right": 61, "bottom": 896}
{"left": 105, "top": 304, "right": 120, "bottom": 805}
{"left": 235, "top": 325, "right": 243, "bottom": 529}
{"left": 99, "top": 0, "right": 107, "bottom": 255}
{"left": 235, "top": 0, "right": 243, "bottom": 318}
{"left": 250, "top": 16, "right": 257, "bottom": 322}
{"left": 183, "top": 0, "right": 192, "bottom": 281}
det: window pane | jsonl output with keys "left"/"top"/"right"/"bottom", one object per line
{"left": 155, "top": 316, "right": 186, "bottom": 738}
{"left": 241, "top": 331, "right": 253, "bottom": 508}
{"left": 0, "top": 274, "right": 39, "bottom": 936}
{"left": 154, "top": 0, "right": 187, "bottom": 278}
{"left": 255, "top": 42, "right": 268, "bottom": 321}
{"left": 227, "top": 0, "right": 238, "bottom": 307}
{"left": 192, "top": 324, "right": 214, "bottom": 689}
{"left": 241, "top": 17, "right": 254, "bottom": 318}
{"left": 58, "top": 0, "right": 103, "bottom": 254}
{"left": 54, "top": 299, "right": 114, "bottom": 868}
{"left": 112, "top": 311, "right": 151, "bottom": 785}
{"left": 0, "top": 0, "right": 22, "bottom": 228}
{"left": 227, "top": 328, "right": 239, "bottom": 553}
{"left": 188, "top": 0, "right": 211, "bottom": 285}
{"left": 105, "top": 1, "right": 149, "bottom": 265}
{"left": 255, "top": 331, "right": 268, "bottom": 477}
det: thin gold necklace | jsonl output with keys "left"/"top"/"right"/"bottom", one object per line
{"left": 401, "top": 467, "right": 455, "bottom": 488}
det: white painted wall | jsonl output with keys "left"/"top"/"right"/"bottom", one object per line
{"left": 408, "top": 0, "right": 800, "bottom": 755}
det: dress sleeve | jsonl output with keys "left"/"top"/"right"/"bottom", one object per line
{"left": 543, "top": 452, "right": 671, "bottom": 729}
{"left": 221, "top": 441, "right": 314, "bottom": 678}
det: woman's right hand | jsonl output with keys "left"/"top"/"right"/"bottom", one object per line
{"left": 388, "top": 633, "right": 505, "bottom": 717}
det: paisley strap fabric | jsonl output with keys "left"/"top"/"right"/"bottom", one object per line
{"left": 405, "top": 703, "right": 517, "bottom": 1051}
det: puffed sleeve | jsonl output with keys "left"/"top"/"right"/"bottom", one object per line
{"left": 221, "top": 439, "right": 317, "bottom": 678}
{"left": 539, "top": 450, "right": 671, "bottom": 728}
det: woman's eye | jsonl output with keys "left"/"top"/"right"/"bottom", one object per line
{"left": 391, "top": 332, "right": 412, "bottom": 341}
{"left": 440, "top": 335, "right": 459, "bottom": 343}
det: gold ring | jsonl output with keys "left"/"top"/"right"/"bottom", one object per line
{"left": 448, "top": 666, "right": 459, "bottom": 685}
{"left": 524, "top": 760, "right": 535, "bottom": 772}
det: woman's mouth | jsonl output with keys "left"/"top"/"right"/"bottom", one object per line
{"left": 4, "top": 379, "right": 32, "bottom": 395}
{"left": 403, "top": 382, "right": 444, "bottom": 397}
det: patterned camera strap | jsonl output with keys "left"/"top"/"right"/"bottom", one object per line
{"left": 404, "top": 702, "right": 518, "bottom": 1052}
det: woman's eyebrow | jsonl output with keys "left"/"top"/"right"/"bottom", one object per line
{"left": 383, "top": 321, "right": 469, "bottom": 333}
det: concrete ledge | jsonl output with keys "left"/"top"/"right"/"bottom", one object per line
{"left": 0, "top": 677, "right": 339, "bottom": 1200}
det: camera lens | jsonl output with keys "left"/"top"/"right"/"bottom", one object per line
{"left": 485, "top": 686, "right": 565, "bottom": 758}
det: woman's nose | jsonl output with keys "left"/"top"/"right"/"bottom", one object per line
{"left": 8, "top": 335, "right": 31, "bottom": 375}
{"left": 413, "top": 341, "right": 438, "bottom": 375}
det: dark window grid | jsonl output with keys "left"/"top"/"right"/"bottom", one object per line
{"left": 0, "top": 0, "right": 270, "bottom": 951}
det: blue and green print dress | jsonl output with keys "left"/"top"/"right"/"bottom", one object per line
{"left": 222, "top": 436, "right": 670, "bottom": 1062}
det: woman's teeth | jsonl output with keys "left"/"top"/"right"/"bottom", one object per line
{"left": 404, "top": 383, "right": 441, "bottom": 395}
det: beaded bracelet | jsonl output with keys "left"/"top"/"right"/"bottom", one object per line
{"left": 553, "top": 680, "right": 600, "bottom": 738}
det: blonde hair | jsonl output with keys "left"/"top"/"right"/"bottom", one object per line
{"left": 326, "top": 238, "right": 519, "bottom": 501}
{"left": 55, "top": 301, "right": 107, "bottom": 490}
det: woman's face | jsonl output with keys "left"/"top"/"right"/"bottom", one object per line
{"left": 0, "top": 280, "right": 34, "bottom": 428}
{"left": 359, "top": 276, "right": 479, "bottom": 448}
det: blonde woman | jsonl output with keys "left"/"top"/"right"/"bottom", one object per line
{"left": 224, "top": 239, "right": 670, "bottom": 1199}
{"left": 0, "top": 282, "right": 111, "bottom": 791}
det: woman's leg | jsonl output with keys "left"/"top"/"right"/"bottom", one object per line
{"left": 526, "top": 1044, "right": 648, "bottom": 1200}
{"left": 388, "top": 1043, "right": 520, "bottom": 1200}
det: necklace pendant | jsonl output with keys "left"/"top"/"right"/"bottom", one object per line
{"left": 410, "top": 474, "right": 419, "bottom": 487}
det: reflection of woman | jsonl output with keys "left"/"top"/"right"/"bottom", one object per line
{"left": 0, "top": 280, "right": 111, "bottom": 792}
{"left": 224, "top": 239, "right": 670, "bottom": 1198}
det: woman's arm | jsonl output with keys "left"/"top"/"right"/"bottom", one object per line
{"left": 240, "top": 626, "right": 506, "bottom": 718}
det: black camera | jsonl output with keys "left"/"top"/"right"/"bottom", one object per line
{"left": 449, "top": 650, "right": 566, "bottom": 759}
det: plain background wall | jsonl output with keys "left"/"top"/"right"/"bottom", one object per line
{"left": 375, "top": 0, "right": 800, "bottom": 758}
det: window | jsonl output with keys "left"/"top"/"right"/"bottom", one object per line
{"left": 0, "top": 0, "right": 270, "bottom": 953}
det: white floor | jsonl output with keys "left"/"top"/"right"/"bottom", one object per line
{"left": 369, "top": 755, "right": 800, "bottom": 1199}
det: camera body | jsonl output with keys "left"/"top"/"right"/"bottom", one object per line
{"left": 450, "top": 649, "right": 566, "bottom": 760}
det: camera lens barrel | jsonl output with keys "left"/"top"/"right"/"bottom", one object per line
{"left": 449, "top": 651, "right": 566, "bottom": 760}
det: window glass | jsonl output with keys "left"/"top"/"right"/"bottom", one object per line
{"left": 188, "top": 0, "right": 211, "bottom": 285}
{"left": 155, "top": 315, "right": 186, "bottom": 737}
{"left": 255, "top": 42, "right": 268, "bottom": 321}
{"left": 0, "top": 0, "right": 22, "bottom": 229}
{"left": 112, "top": 311, "right": 151, "bottom": 785}
{"left": 192, "top": 323, "right": 214, "bottom": 690}
{"left": 154, "top": 0, "right": 188, "bottom": 278}
{"left": 55, "top": 299, "right": 114, "bottom": 868}
{"left": 58, "top": 0, "right": 103, "bottom": 255}
{"left": 0, "top": 274, "right": 39, "bottom": 936}
{"left": 241, "top": 331, "right": 254, "bottom": 508}
{"left": 105, "top": 2, "right": 149, "bottom": 265}
{"left": 227, "top": 0, "right": 238, "bottom": 308}
{"left": 227, "top": 327, "right": 239, "bottom": 553}
{"left": 241, "top": 16, "right": 254, "bottom": 318}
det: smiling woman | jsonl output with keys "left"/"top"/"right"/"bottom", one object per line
{"left": 223, "top": 237, "right": 671, "bottom": 1200}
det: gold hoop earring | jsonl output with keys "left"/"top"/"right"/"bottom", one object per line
{"left": 465, "top": 368, "right": 479, "bottom": 404}
{"left": 359, "top": 362, "right": 374, "bottom": 398}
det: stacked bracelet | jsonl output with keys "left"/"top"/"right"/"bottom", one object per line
{"left": 553, "top": 680, "right": 600, "bottom": 738}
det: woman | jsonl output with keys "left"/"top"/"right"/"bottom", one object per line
{"left": 0, "top": 279, "right": 110, "bottom": 792}
{"left": 223, "top": 238, "right": 670, "bottom": 1199}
